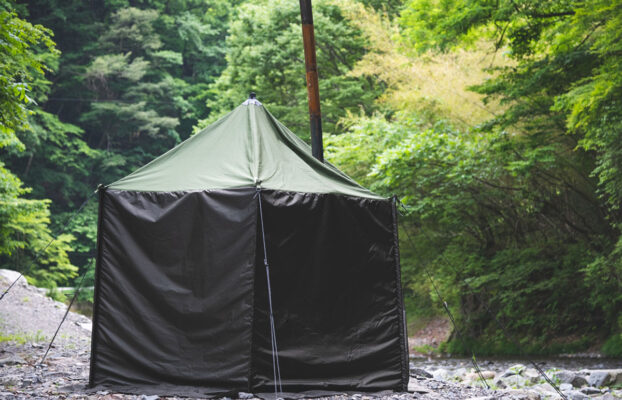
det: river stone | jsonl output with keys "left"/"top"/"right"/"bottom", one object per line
{"left": 410, "top": 367, "right": 433, "bottom": 378}
{"left": 432, "top": 368, "right": 449, "bottom": 381}
{"left": 609, "top": 369, "right": 622, "bottom": 384}
{"left": 452, "top": 367, "right": 467, "bottom": 379}
{"left": 553, "top": 370, "right": 576, "bottom": 384}
{"left": 0, "top": 356, "right": 26, "bottom": 366}
{"left": 522, "top": 368, "right": 540, "bottom": 384}
{"left": 407, "top": 379, "right": 432, "bottom": 394}
{"left": 572, "top": 374, "right": 588, "bottom": 388}
{"left": 560, "top": 383, "right": 573, "bottom": 391}
{"left": 530, "top": 383, "right": 559, "bottom": 397}
{"left": 500, "top": 374, "right": 529, "bottom": 389}
{"left": 0, "top": 269, "right": 27, "bottom": 287}
{"left": 465, "top": 371, "right": 495, "bottom": 381}
{"left": 0, "top": 374, "right": 21, "bottom": 386}
{"left": 501, "top": 364, "right": 526, "bottom": 378}
{"left": 494, "top": 377, "right": 508, "bottom": 389}
{"left": 589, "top": 371, "right": 611, "bottom": 388}
{"left": 564, "top": 390, "right": 588, "bottom": 400}
{"left": 580, "top": 386, "right": 602, "bottom": 395}
{"left": 499, "top": 389, "right": 540, "bottom": 400}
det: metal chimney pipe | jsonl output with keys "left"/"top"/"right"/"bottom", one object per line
{"left": 299, "top": 0, "right": 324, "bottom": 162}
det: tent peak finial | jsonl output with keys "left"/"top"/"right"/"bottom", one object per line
{"left": 242, "top": 92, "right": 262, "bottom": 106}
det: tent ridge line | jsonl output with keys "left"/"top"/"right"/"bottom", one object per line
{"left": 250, "top": 104, "right": 261, "bottom": 184}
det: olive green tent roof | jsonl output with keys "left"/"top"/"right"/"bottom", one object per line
{"left": 108, "top": 100, "right": 382, "bottom": 199}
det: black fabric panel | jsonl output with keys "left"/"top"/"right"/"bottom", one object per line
{"left": 251, "top": 191, "right": 406, "bottom": 392}
{"left": 90, "top": 189, "right": 257, "bottom": 396}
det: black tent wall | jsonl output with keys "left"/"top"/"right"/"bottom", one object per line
{"left": 89, "top": 188, "right": 408, "bottom": 397}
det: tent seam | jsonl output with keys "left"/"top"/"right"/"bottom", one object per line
{"left": 247, "top": 189, "right": 259, "bottom": 392}
{"left": 88, "top": 187, "right": 107, "bottom": 387}
{"left": 391, "top": 196, "right": 409, "bottom": 391}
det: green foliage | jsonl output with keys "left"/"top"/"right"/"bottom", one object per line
{"left": 328, "top": 109, "right": 618, "bottom": 351}
{"left": 205, "top": 0, "right": 381, "bottom": 139}
{"left": 10, "top": 0, "right": 240, "bottom": 277}
{"left": 602, "top": 333, "right": 622, "bottom": 358}
{"left": 362, "top": 0, "right": 622, "bottom": 352}
{"left": 0, "top": 2, "right": 57, "bottom": 149}
{"left": 0, "top": 1, "right": 77, "bottom": 288}
{"left": 0, "top": 162, "right": 77, "bottom": 287}
{"left": 0, "top": 329, "right": 46, "bottom": 344}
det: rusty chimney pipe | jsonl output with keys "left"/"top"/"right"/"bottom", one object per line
{"left": 299, "top": 0, "right": 323, "bottom": 162}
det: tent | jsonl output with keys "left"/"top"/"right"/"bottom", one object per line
{"left": 88, "top": 98, "right": 409, "bottom": 397}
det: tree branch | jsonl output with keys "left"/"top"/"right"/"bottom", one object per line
{"left": 529, "top": 11, "right": 575, "bottom": 19}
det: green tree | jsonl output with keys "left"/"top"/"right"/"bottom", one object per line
{"left": 334, "top": 0, "right": 622, "bottom": 351}
{"left": 0, "top": 1, "right": 77, "bottom": 287}
{"left": 400, "top": 0, "right": 622, "bottom": 209}
{"left": 204, "top": 0, "right": 382, "bottom": 139}
{"left": 12, "top": 1, "right": 239, "bottom": 278}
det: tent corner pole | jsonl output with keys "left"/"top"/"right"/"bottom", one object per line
{"left": 299, "top": 0, "right": 324, "bottom": 163}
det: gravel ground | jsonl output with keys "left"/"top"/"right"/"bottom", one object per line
{"left": 0, "top": 270, "right": 550, "bottom": 400}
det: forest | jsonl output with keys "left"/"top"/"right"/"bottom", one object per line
{"left": 1, "top": 0, "right": 621, "bottom": 356}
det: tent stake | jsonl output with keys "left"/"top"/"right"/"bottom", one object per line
{"left": 299, "top": 0, "right": 324, "bottom": 162}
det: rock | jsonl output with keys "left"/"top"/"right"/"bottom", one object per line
{"left": 432, "top": 368, "right": 449, "bottom": 381}
{"left": 77, "top": 321, "right": 92, "bottom": 331}
{"left": 580, "top": 386, "right": 602, "bottom": 395}
{"left": 560, "top": 383, "right": 573, "bottom": 391}
{"left": 596, "top": 394, "right": 616, "bottom": 400}
{"left": 0, "top": 269, "right": 27, "bottom": 287}
{"left": 407, "top": 379, "right": 432, "bottom": 394}
{"left": 553, "top": 370, "right": 576, "bottom": 384}
{"left": 571, "top": 374, "right": 588, "bottom": 388}
{"left": 607, "top": 369, "right": 622, "bottom": 385}
{"left": 452, "top": 367, "right": 468, "bottom": 379}
{"left": 499, "top": 374, "right": 529, "bottom": 389}
{"left": 0, "top": 374, "right": 21, "bottom": 386}
{"left": 494, "top": 377, "right": 508, "bottom": 389}
{"left": 501, "top": 364, "right": 526, "bottom": 378}
{"left": 530, "top": 383, "right": 559, "bottom": 397}
{"left": 0, "top": 356, "right": 26, "bottom": 366}
{"left": 564, "top": 390, "right": 588, "bottom": 400}
{"left": 463, "top": 370, "right": 495, "bottom": 384}
{"left": 522, "top": 368, "right": 540, "bottom": 384}
{"left": 238, "top": 392, "right": 254, "bottom": 399}
{"left": 481, "top": 370, "right": 495, "bottom": 379}
{"left": 410, "top": 367, "right": 433, "bottom": 378}
{"left": 589, "top": 371, "right": 611, "bottom": 388}
{"left": 139, "top": 395, "right": 159, "bottom": 400}
{"left": 499, "top": 389, "right": 540, "bottom": 400}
